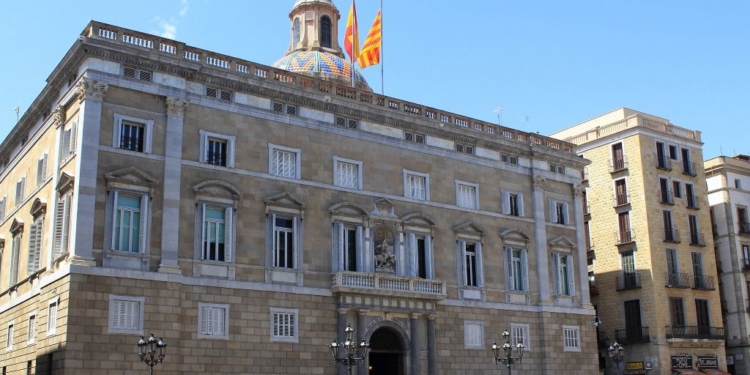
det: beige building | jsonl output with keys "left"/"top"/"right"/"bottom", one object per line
{"left": 551, "top": 109, "right": 727, "bottom": 375}
{"left": 0, "top": 1, "right": 598, "bottom": 374}
{"left": 706, "top": 155, "right": 750, "bottom": 375}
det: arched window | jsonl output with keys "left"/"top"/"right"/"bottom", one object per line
{"left": 293, "top": 18, "right": 301, "bottom": 47}
{"left": 320, "top": 15, "right": 332, "bottom": 48}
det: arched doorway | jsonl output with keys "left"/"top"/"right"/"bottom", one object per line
{"left": 368, "top": 327, "right": 405, "bottom": 375}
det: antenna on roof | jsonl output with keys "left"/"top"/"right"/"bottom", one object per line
{"left": 14, "top": 106, "right": 20, "bottom": 122}
{"left": 493, "top": 107, "right": 503, "bottom": 126}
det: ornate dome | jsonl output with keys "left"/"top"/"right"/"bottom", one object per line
{"left": 273, "top": 50, "right": 371, "bottom": 91}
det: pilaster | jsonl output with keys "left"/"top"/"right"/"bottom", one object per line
{"left": 573, "top": 183, "right": 592, "bottom": 307}
{"left": 410, "top": 313, "right": 420, "bottom": 375}
{"left": 532, "top": 175, "right": 551, "bottom": 303}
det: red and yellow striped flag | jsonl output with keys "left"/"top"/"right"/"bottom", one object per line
{"left": 343, "top": 0, "right": 359, "bottom": 62}
{"left": 357, "top": 9, "right": 381, "bottom": 68}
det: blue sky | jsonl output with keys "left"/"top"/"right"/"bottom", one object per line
{"left": 1, "top": 1, "right": 747, "bottom": 159}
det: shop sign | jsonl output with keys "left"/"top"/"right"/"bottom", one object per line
{"left": 697, "top": 356, "right": 718, "bottom": 369}
{"left": 626, "top": 362, "right": 644, "bottom": 370}
{"left": 671, "top": 355, "right": 693, "bottom": 369}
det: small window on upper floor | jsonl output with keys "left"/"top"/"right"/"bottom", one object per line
{"left": 206, "top": 86, "right": 232, "bottom": 101}
{"left": 404, "top": 170, "right": 429, "bottom": 201}
{"left": 320, "top": 16, "right": 332, "bottom": 48}
{"left": 501, "top": 154, "right": 519, "bottom": 165}
{"left": 60, "top": 120, "right": 77, "bottom": 162}
{"left": 549, "top": 164, "right": 565, "bottom": 174}
{"left": 455, "top": 143, "right": 474, "bottom": 155}
{"left": 15, "top": 177, "right": 25, "bottom": 208}
{"left": 333, "top": 157, "right": 362, "bottom": 190}
{"left": 272, "top": 102, "right": 298, "bottom": 116}
{"left": 123, "top": 66, "right": 152, "bottom": 82}
{"left": 404, "top": 132, "right": 425, "bottom": 144}
{"left": 36, "top": 154, "right": 48, "bottom": 187}
{"left": 114, "top": 114, "right": 154, "bottom": 154}
{"left": 669, "top": 145, "right": 679, "bottom": 160}
{"left": 335, "top": 116, "right": 358, "bottom": 129}
{"left": 456, "top": 181, "right": 478, "bottom": 209}
{"left": 269, "top": 144, "right": 301, "bottom": 179}
{"left": 292, "top": 18, "right": 301, "bottom": 47}
{"left": 200, "top": 130, "right": 236, "bottom": 168}
{"left": 736, "top": 179, "right": 742, "bottom": 189}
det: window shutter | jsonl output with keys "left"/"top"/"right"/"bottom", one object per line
{"left": 200, "top": 204, "right": 207, "bottom": 259}
{"left": 504, "top": 247, "right": 512, "bottom": 290}
{"left": 423, "top": 235, "right": 433, "bottom": 279}
{"left": 111, "top": 191, "right": 120, "bottom": 250}
{"left": 268, "top": 213, "right": 276, "bottom": 267}
{"left": 501, "top": 192, "right": 511, "bottom": 215}
{"left": 224, "top": 207, "right": 233, "bottom": 261}
{"left": 10, "top": 237, "right": 20, "bottom": 285}
{"left": 53, "top": 197, "right": 65, "bottom": 257}
{"left": 355, "top": 226, "right": 364, "bottom": 272}
{"left": 475, "top": 242, "right": 483, "bottom": 287}
{"left": 521, "top": 249, "right": 529, "bottom": 291}
{"left": 408, "top": 233, "right": 417, "bottom": 277}
{"left": 552, "top": 254, "right": 560, "bottom": 294}
{"left": 566, "top": 255, "right": 575, "bottom": 296}
{"left": 518, "top": 195, "right": 525, "bottom": 217}
{"left": 139, "top": 195, "right": 148, "bottom": 253}
{"left": 333, "top": 223, "right": 343, "bottom": 270}
{"left": 563, "top": 203, "right": 569, "bottom": 225}
{"left": 61, "top": 194, "right": 71, "bottom": 254}
{"left": 69, "top": 122, "right": 77, "bottom": 152}
{"left": 61, "top": 129, "right": 71, "bottom": 158}
{"left": 549, "top": 200, "right": 557, "bottom": 223}
{"left": 458, "top": 240, "right": 466, "bottom": 285}
{"left": 27, "top": 220, "right": 42, "bottom": 274}
{"left": 292, "top": 216, "right": 300, "bottom": 269}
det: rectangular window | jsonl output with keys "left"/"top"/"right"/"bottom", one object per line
{"left": 404, "top": 171, "right": 429, "bottom": 201}
{"left": 344, "top": 228, "right": 358, "bottom": 272}
{"left": 611, "top": 143, "right": 625, "bottom": 171}
{"left": 113, "top": 193, "right": 145, "bottom": 253}
{"left": 123, "top": 66, "right": 152, "bottom": 82}
{"left": 736, "top": 179, "right": 742, "bottom": 189}
{"left": 686, "top": 183, "right": 698, "bottom": 208}
{"left": 509, "top": 194, "right": 520, "bottom": 216}
{"left": 0, "top": 197, "right": 5, "bottom": 221}
{"left": 404, "top": 132, "right": 425, "bottom": 144}
{"left": 669, "top": 297, "right": 685, "bottom": 326}
{"left": 456, "top": 182, "right": 478, "bottom": 209}
{"left": 416, "top": 236, "right": 427, "bottom": 279}
{"left": 739, "top": 207, "right": 750, "bottom": 234}
{"left": 689, "top": 215, "right": 701, "bottom": 245}
{"left": 202, "top": 205, "right": 230, "bottom": 262}
{"left": 656, "top": 142, "right": 669, "bottom": 170}
{"left": 464, "top": 243, "right": 478, "bottom": 287}
{"left": 200, "top": 131, "right": 235, "bottom": 168}
{"left": 198, "top": 303, "right": 229, "bottom": 339}
{"left": 108, "top": 295, "right": 144, "bottom": 334}
{"left": 270, "top": 145, "right": 300, "bottom": 179}
{"left": 555, "top": 253, "right": 575, "bottom": 296}
{"left": 618, "top": 212, "right": 632, "bottom": 243}
{"left": 506, "top": 247, "right": 528, "bottom": 292}
{"left": 60, "top": 121, "right": 77, "bottom": 161}
{"left": 271, "top": 308, "right": 298, "bottom": 342}
{"left": 206, "top": 86, "right": 232, "bottom": 101}
{"left": 27, "top": 218, "right": 43, "bottom": 274}
{"left": 206, "top": 138, "right": 227, "bottom": 166}
{"left": 549, "top": 164, "right": 565, "bottom": 174}
{"left": 36, "top": 154, "right": 48, "bottom": 186}
{"left": 47, "top": 300, "right": 58, "bottom": 336}
{"left": 673, "top": 181, "right": 682, "bottom": 198}
{"left": 614, "top": 179, "right": 628, "bottom": 206}
{"left": 53, "top": 193, "right": 72, "bottom": 259}
{"left": 695, "top": 299, "right": 710, "bottom": 329}
{"left": 9, "top": 235, "right": 21, "bottom": 286}
{"left": 274, "top": 217, "right": 295, "bottom": 269}
{"left": 27, "top": 315, "right": 35, "bottom": 345}
{"left": 681, "top": 148, "right": 694, "bottom": 175}
{"left": 562, "top": 326, "right": 580, "bottom": 351}
{"left": 510, "top": 324, "right": 530, "bottom": 351}
{"left": 669, "top": 145, "right": 679, "bottom": 160}
{"left": 463, "top": 321, "right": 483, "bottom": 349}
{"left": 272, "top": 102, "right": 298, "bottom": 116}
{"left": 549, "top": 200, "right": 568, "bottom": 225}
{"left": 455, "top": 143, "right": 474, "bottom": 155}
{"left": 333, "top": 157, "right": 361, "bottom": 189}
{"left": 6, "top": 324, "right": 13, "bottom": 351}
{"left": 15, "top": 177, "right": 25, "bottom": 207}
{"left": 660, "top": 178, "right": 673, "bottom": 204}
{"left": 335, "top": 116, "right": 358, "bottom": 129}
{"left": 556, "top": 203, "right": 566, "bottom": 224}
{"left": 114, "top": 115, "right": 153, "bottom": 154}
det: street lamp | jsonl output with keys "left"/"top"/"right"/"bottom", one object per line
{"left": 491, "top": 329, "right": 524, "bottom": 375}
{"left": 607, "top": 341, "right": 625, "bottom": 375}
{"left": 330, "top": 324, "right": 370, "bottom": 375}
{"left": 137, "top": 333, "right": 167, "bottom": 375}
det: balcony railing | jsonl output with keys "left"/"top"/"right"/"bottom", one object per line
{"left": 331, "top": 271, "right": 446, "bottom": 299}
{"left": 740, "top": 223, "right": 750, "bottom": 236}
{"left": 615, "top": 230, "right": 635, "bottom": 245}
{"left": 660, "top": 189, "right": 675, "bottom": 205}
{"left": 693, "top": 275, "right": 716, "bottom": 290}
{"left": 742, "top": 258, "right": 750, "bottom": 271}
{"left": 665, "top": 272, "right": 692, "bottom": 288}
{"left": 589, "top": 280, "right": 599, "bottom": 296}
{"left": 682, "top": 161, "right": 697, "bottom": 176}
{"left": 690, "top": 232, "right": 706, "bottom": 247}
{"left": 664, "top": 228, "right": 680, "bottom": 243}
{"left": 616, "top": 272, "right": 641, "bottom": 291}
{"left": 614, "top": 193, "right": 630, "bottom": 207}
{"left": 686, "top": 195, "right": 699, "bottom": 209}
{"left": 610, "top": 157, "right": 628, "bottom": 173}
{"left": 614, "top": 327, "right": 651, "bottom": 344}
{"left": 657, "top": 157, "right": 672, "bottom": 171}
{"left": 665, "top": 326, "right": 725, "bottom": 340}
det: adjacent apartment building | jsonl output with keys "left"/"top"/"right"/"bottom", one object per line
{"left": 706, "top": 155, "right": 750, "bottom": 375}
{"left": 0, "top": 1, "right": 597, "bottom": 374}
{"left": 551, "top": 108, "right": 727, "bottom": 375}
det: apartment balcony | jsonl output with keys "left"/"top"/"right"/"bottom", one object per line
{"left": 583, "top": 202, "right": 591, "bottom": 218}
{"left": 616, "top": 272, "right": 641, "bottom": 291}
{"left": 742, "top": 258, "right": 750, "bottom": 271}
{"left": 689, "top": 232, "right": 706, "bottom": 247}
{"left": 686, "top": 195, "right": 700, "bottom": 210}
{"left": 615, "top": 230, "right": 635, "bottom": 246}
{"left": 740, "top": 223, "right": 750, "bottom": 236}
{"left": 581, "top": 168, "right": 589, "bottom": 183}
{"left": 693, "top": 275, "right": 716, "bottom": 291}
{"left": 330, "top": 271, "right": 447, "bottom": 300}
{"left": 659, "top": 189, "right": 675, "bottom": 205}
{"left": 665, "top": 326, "right": 725, "bottom": 340}
{"left": 589, "top": 280, "right": 599, "bottom": 296}
{"left": 657, "top": 157, "right": 672, "bottom": 171}
{"left": 682, "top": 161, "right": 697, "bottom": 177}
{"left": 664, "top": 228, "right": 680, "bottom": 243}
{"left": 614, "top": 193, "right": 630, "bottom": 207}
{"left": 665, "top": 272, "right": 692, "bottom": 288}
{"left": 587, "top": 247, "right": 596, "bottom": 261}
{"left": 614, "top": 327, "right": 651, "bottom": 345}
{"left": 610, "top": 157, "right": 628, "bottom": 173}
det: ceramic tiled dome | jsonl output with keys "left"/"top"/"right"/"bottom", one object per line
{"left": 273, "top": 51, "right": 369, "bottom": 89}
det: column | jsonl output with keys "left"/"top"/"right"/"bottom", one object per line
{"left": 427, "top": 315, "right": 437, "bottom": 375}
{"left": 532, "top": 175, "right": 551, "bottom": 303}
{"left": 69, "top": 78, "right": 108, "bottom": 267}
{"left": 158, "top": 97, "right": 188, "bottom": 273}
{"left": 357, "top": 310, "right": 368, "bottom": 375}
{"left": 338, "top": 309, "right": 349, "bottom": 375}
{"left": 573, "top": 184, "right": 592, "bottom": 307}
{"left": 410, "top": 314, "right": 420, "bottom": 375}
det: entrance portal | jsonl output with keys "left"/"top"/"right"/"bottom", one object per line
{"left": 368, "top": 328, "right": 404, "bottom": 375}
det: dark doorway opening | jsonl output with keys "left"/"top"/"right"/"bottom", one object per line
{"left": 369, "top": 352, "right": 400, "bottom": 375}
{"left": 368, "top": 328, "right": 404, "bottom": 375}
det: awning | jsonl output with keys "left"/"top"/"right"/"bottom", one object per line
{"left": 701, "top": 370, "right": 731, "bottom": 375}
{"left": 673, "top": 370, "right": 704, "bottom": 375}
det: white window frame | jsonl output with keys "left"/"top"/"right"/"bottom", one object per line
{"left": 199, "top": 130, "right": 236, "bottom": 168}
{"left": 108, "top": 295, "right": 145, "bottom": 334}
{"left": 60, "top": 120, "right": 77, "bottom": 161}
{"left": 268, "top": 144, "right": 301, "bottom": 179}
{"left": 333, "top": 222, "right": 364, "bottom": 272}
{"left": 27, "top": 312, "right": 36, "bottom": 346}
{"left": 333, "top": 156, "right": 363, "bottom": 190}
{"left": 459, "top": 239, "right": 483, "bottom": 288}
{"left": 554, "top": 253, "right": 576, "bottom": 297}
{"left": 502, "top": 190, "right": 525, "bottom": 217}
{"left": 549, "top": 199, "right": 569, "bottom": 225}
{"left": 113, "top": 114, "right": 154, "bottom": 154}
{"left": 271, "top": 214, "right": 299, "bottom": 269}
{"left": 403, "top": 169, "right": 430, "bottom": 201}
{"left": 36, "top": 153, "right": 49, "bottom": 186}
{"left": 46, "top": 297, "right": 60, "bottom": 337}
{"left": 198, "top": 203, "right": 234, "bottom": 263}
{"left": 6, "top": 322, "right": 14, "bottom": 351}
{"left": 505, "top": 247, "right": 528, "bottom": 292}
{"left": 110, "top": 191, "right": 149, "bottom": 254}
{"left": 562, "top": 325, "right": 581, "bottom": 352}
{"left": 510, "top": 323, "right": 530, "bottom": 351}
{"left": 406, "top": 231, "right": 434, "bottom": 279}
{"left": 463, "top": 321, "right": 484, "bottom": 349}
{"left": 455, "top": 180, "right": 479, "bottom": 209}
{"left": 270, "top": 308, "right": 299, "bottom": 343}
{"left": 198, "top": 303, "right": 230, "bottom": 340}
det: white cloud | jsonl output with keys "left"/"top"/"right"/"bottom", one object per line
{"left": 179, "top": 0, "right": 190, "bottom": 17}
{"left": 153, "top": 0, "right": 189, "bottom": 39}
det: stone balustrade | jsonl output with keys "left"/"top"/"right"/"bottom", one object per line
{"left": 331, "top": 271, "right": 446, "bottom": 299}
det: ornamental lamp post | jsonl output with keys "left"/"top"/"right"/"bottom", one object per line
{"left": 607, "top": 341, "right": 625, "bottom": 375}
{"left": 137, "top": 333, "right": 167, "bottom": 375}
{"left": 330, "top": 324, "right": 370, "bottom": 375}
{"left": 491, "top": 329, "right": 524, "bottom": 375}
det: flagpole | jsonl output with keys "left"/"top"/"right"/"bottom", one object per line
{"left": 380, "top": 0, "right": 384, "bottom": 95}
{"left": 351, "top": 0, "right": 356, "bottom": 88}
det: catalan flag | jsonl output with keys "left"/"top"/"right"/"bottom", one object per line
{"left": 357, "top": 9, "right": 381, "bottom": 69}
{"left": 343, "top": 0, "right": 359, "bottom": 62}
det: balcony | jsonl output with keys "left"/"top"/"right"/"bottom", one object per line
{"left": 693, "top": 275, "right": 716, "bottom": 290}
{"left": 616, "top": 272, "right": 641, "bottom": 291}
{"left": 659, "top": 189, "right": 675, "bottom": 205}
{"left": 587, "top": 247, "right": 596, "bottom": 261}
{"left": 614, "top": 327, "right": 651, "bottom": 344}
{"left": 664, "top": 228, "right": 680, "bottom": 243}
{"left": 665, "top": 272, "right": 692, "bottom": 288}
{"left": 330, "top": 271, "right": 447, "bottom": 300}
{"left": 657, "top": 157, "right": 672, "bottom": 171}
{"left": 689, "top": 232, "right": 706, "bottom": 247}
{"left": 740, "top": 223, "right": 750, "bottom": 236}
{"left": 742, "top": 258, "right": 750, "bottom": 271}
{"left": 610, "top": 157, "right": 628, "bottom": 173}
{"left": 615, "top": 230, "right": 635, "bottom": 245}
{"left": 589, "top": 280, "right": 599, "bottom": 296}
{"left": 682, "top": 161, "right": 697, "bottom": 177}
{"left": 686, "top": 195, "right": 699, "bottom": 209}
{"left": 614, "top": 193, "right": 630, "bottom": 207}
{"left": 665, "top": 326, "right": 725, "bottom": 340}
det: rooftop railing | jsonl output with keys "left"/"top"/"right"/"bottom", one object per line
{"left": 563, "top": 115, "right": 701, "bottom": 145}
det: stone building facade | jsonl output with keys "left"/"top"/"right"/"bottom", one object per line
{"left": 551, "top": 109, "right": 727, "bottom": 375}
{"left": 0, "top": 1, "right": 597, "bottom": 374}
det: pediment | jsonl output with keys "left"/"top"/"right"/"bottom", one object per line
{"left": 401, "top": 213, "right": 436, "bottom": 227}
{"left": 105, "top": 167, "right": 158, "bottom": 188}
{"left": 500, "top": 228, "right": 530, "bottom": 244}
{"left": 193, "top": 180, "right": 242, "bottom": 201}
{"left": 55, "top": 172, "right": 75, "bottom": 195}
{"left": 549, "top": 235, "right": 576, "bottom": 249}
{"left": 329, "top": 202, "right": 369, "bottom": 218}
{"left": 265, "top": 192, "right": 305, "bottom": 209}
{"left": 10, "top": 218, "right": 24, "bottom": 235}
{"left": 30, "top": 198, "right": 47, "bottom": 218}
{"left": 371, "top": 197, "right": 397, "bottom": 219}
{"left": 453, "top": 221, "right": 485, "bottom": 238}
